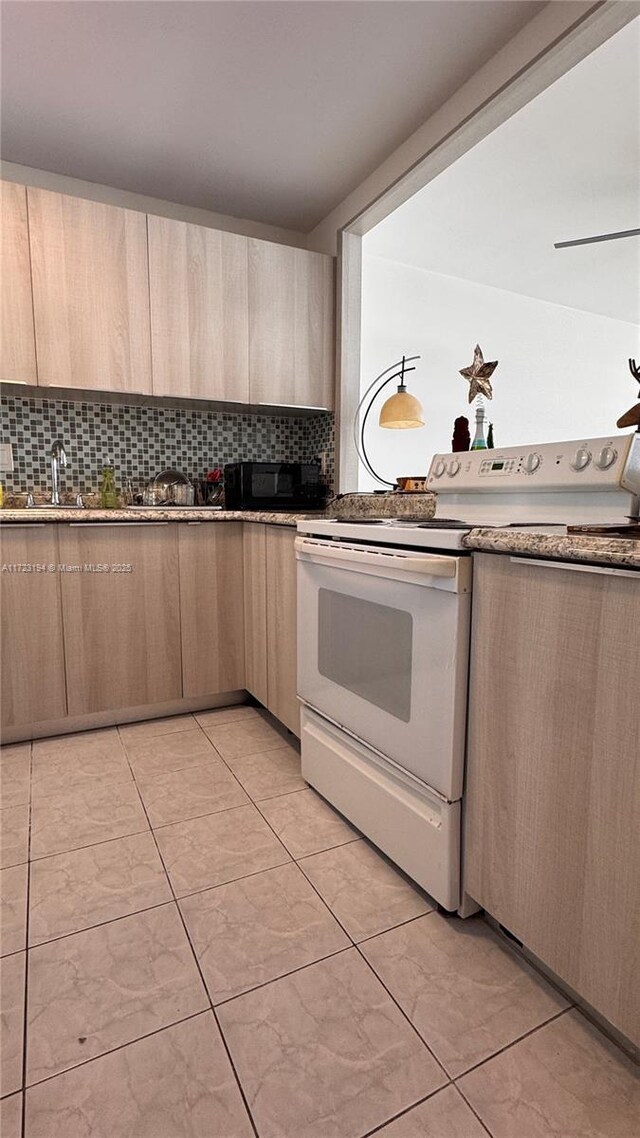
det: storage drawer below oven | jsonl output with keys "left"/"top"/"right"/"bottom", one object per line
{"left": 300, "top": 705, "right": 460, "bottom": 911}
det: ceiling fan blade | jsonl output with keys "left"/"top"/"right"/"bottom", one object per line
{"left": 554, "top": 228, "right": 640, "bottom": 249}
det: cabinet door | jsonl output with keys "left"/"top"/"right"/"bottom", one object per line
{"left": 248, "top": 240, "right": 334, "bottom": 409}
{"left": 148, "top": 216, "right": 249, "bottom": 401}
{"left": 179, "top": 523, "right": 245, "bottom": 697}
{"left": 464, "top": 554, "right": 640, "bottom": 1044}
{"left": 265, "top": 526, "right": 299, "bottom": 735}
{"left": 1, "top": 182, "right": 37, "bottom": 385}
{"left": 0, "top": 527, "right": 67, "bottom": 730}
{"left": 59, "top": 524, "right": 181, "bottom": 715}
{"left": 28, "top": 189, "right": 151, "bottom": 393}
{"left": 242, "top": 523, "right": 268, "bottom": 706}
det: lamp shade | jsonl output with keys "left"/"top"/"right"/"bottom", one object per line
{"left": 379, "top": 388, "right": 425, "bottom": 429}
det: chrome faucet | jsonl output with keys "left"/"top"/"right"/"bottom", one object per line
{"left": 50, "top": 440, "right": 67, "bottom": 505}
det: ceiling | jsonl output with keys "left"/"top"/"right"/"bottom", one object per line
{"left": 364, "top": 18, "right": 640, "bottom": 324}
{"left": 1, "top": 0, "right": 542, "bottom": 232}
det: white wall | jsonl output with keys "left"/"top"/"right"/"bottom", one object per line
{"left": 0, "top": 161, "right": 307, "bottom": 249}
{"left": 358, "top": 255, "right": 639, "bottom": 490}
{"left": 308, "top": 2, "right": 616, "bottom": 252}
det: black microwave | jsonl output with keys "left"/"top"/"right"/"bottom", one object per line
{"left": 224, "top": 462, "right": 327, "bottom": 510}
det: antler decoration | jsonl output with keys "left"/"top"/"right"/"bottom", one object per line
{"left": 459, "top": 345, "right": 498, "bottom": 403}
{"left": 616, "top": 359, "right": 640, "bottom": 430}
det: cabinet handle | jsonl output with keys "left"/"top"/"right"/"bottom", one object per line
{"left": 509, "top": 556, "right": 638, "bottom": 579}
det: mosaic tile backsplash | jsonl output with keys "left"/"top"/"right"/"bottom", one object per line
{"left": 0, "top": 394, "right": 335, "bottom": 497}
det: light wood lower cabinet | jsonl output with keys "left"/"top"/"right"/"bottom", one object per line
{"left": 0, "top": 527, "right": 67, "bottom": 729}
{"left": 464, "top": 553, "right": 640, "bottom": 1044}
{"left": 59, "top": 524, "right": 182, "bottom": 715}
{"left": 2, "top": 521, "right": 298, "bottom": 739}
{"left": 243, "top": 523, "right": 300, "bottom": 735}
{"left": 1, "top": 181, "right": 37, "bottom": 384}
{"left": 242, "top": 523, "right": 268, "bottom": 706}
{"left": 265, "top": 526, "right": 299, "bottom": 735}
{"left": 179, "top": 523, "right": 245, "bottom": 697}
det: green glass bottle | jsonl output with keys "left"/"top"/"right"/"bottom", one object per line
{"left": 99, "top": 462, "right": 119, "bottom": 508}
{"left": 470, "top": 402, "right": 487, "bottom": 450}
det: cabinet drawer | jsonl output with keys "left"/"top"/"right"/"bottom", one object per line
{"left": 301, "top": 706, "right": 460, "bottom": 910}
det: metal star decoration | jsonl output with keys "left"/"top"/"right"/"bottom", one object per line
{"left": 459, "top": 344, "right": 498, "bottom": 403}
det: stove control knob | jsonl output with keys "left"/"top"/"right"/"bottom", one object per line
{"left": 595, "top": 445, "right": 617, "bottom": 470}
{"left": 433, "top": 460, "right": 446, "bottom": 478}
{"left": 523, "top": 452, "right": 541, "bottom": 474}
{"left": 447, "top": 459, "right": 461, "bottom": 477}
{"left": 571, "top": 447, "right": 592, "bottom": 471}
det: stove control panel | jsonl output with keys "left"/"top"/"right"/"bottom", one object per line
{"left": 426, "top": 434, "right": 640, "bottom": 495}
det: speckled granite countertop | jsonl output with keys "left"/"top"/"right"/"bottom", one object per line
{"left": 463, "top": 528, "right": 640, "bottom": 571}
{"left": 0, "top": 508, "right": 317, "bottom": 526}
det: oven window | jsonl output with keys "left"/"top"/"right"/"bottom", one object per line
{"left": 318, "top": 588, "right": 412, "bottom": 721}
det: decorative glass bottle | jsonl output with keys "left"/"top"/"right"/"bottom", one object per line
{"left": 99, "top": 462, "right": 119, "bottom": 508}
{"left": 470, "top": 400, "right": 487, "bottom": 450}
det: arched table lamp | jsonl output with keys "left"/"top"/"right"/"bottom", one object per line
{"left": 354, "top": 354, "right": 425, "bottom": 487}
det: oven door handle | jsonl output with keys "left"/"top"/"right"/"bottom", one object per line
{"left": 294, "top": 537, "right": 458, "bottom": 578}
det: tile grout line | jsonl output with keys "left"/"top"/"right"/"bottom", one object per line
{"left": 26, "top": 837, "right": 367, "bottom": 953}
{"left": 310, "top": 878, "right": 574, "bottom": 1095}
{"left": 126, "top": 720, "right": 454, "bottom": 1135}
{"left": 122, "top": 745, "right": 262, "bottom": 1138}
{"left": 210, "top": 943, "right": 354, "bottom": 1010}
{"left": 14, "top": 721, "right": 586, "bottom": 1138}
{"left": 20, "top": 741, "right": 33, "bottom": 1138}
{"left": 28, "top": 823, "right": 150, "bottom": 864}
{"left": 20, "top": 1010, "right": 210, "bottom": 1095}
{"left": 296, "top": 854, "right": 451, "bottom": 1084}
{"left": 451, "top": 1081, "right": 498, "bottom": 1138}
{"left": 358, "top": 1084, "right": 468, "bottom": 1138}
{"left": 451, "top": 1004, "right": 573, "bottom": 1082}
{"left": 27, "top": 818, "right": 148, "bottom": 863}
{"left": 253, "top": 795, "right": 456, "bottom": 1128}
{"left": 350, "top": 906, "right": 439, "bottom": 948}
{"left": 253, "top": 792, "right": 362, "bottom": 859}
{"left": 15, "top": 719, "right": 636, "bottom": 1135}
{"left": 26, "top": 897, "right": 175, "bottom": 953}
{"left": 123, "top": 711, "right": 293, "bottom": 817}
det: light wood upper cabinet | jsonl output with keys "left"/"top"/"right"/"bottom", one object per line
{"left": 1, "top": 181, "right": 37, "bottom": 385}
{"left": 148, "top": 216, "right": 249, "bottom": 401}
{"left": 179, "top": 522, "right": 245, "bottom": 697}
{"left": 59, "top": 524, "right": 181, "bottom": 715}
{"left": 7, "top": 180, "right": 335, "bottom": 407}
{"left": 464, "top": 553, "right": 640, "bottom": 1045}
{"left": 0, "top": 527, "right": 67, "bottom": 729}
{"left": 265, "top": 526, "right": 299, "bottom": 735}
{"left": 248, "top": 239, "right": 334, "bottom": 410}
{"left": 28, "top": 189, "right": 152, "bottom": 394}
{"left": 242, "top": 523, "right": 268, "bottom": 706}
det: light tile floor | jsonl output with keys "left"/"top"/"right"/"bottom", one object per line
{"left": 1, "top": 707, "right": 638, "bottom": 1137}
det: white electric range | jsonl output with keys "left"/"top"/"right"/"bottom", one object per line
{"left": 295, "top": 434, "right": 640, "bottom": 913}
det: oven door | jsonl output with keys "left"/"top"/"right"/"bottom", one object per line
{"left": 296, "top": 536, "right": 471, "bottom": 801}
